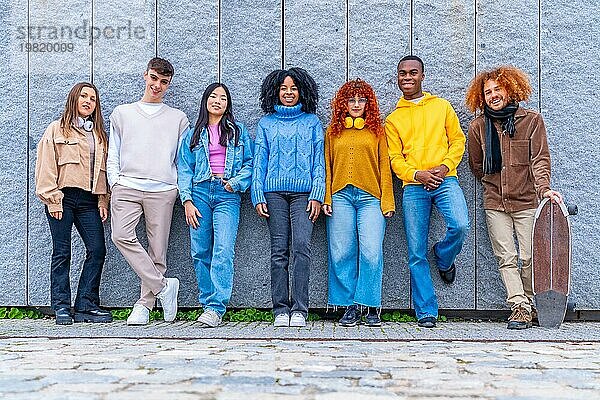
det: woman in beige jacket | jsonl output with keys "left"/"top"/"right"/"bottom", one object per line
{"left": 35, "top": 82, "right": 112, "bottom": 325}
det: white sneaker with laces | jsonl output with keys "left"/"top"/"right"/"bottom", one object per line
{"left": 156, "top": 277, "right": 179, "bottom": 322}
{"left": 273, "top": 313, "right": 290, "bottom": 327}
{"left": 289, "top": 312, "right": 306, "bottom": 327}
{"left": 197, "top": 309, "right": 222, "bottom": 327}
{"left": 127, "top": 304, "right": 149, "bottom": 326}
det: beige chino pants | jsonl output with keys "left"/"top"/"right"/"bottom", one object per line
{"left": 485, "top": 208, "right": 536, "bottom": 312}
{"left": 110, "top": 184, "right": 178, "bottom": 309}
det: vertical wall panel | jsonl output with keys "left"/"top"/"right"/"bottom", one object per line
{"left": 27, "top": 0, "right": 92, "bottom": 306}
{"left": 348, "top": 0, "right": 411, "bottom": 308}
{"left": 413, "top": 0, "right": 476, "bottom": 310}
{"left": 0, "top": 0, "right": 27, "bottom": 305}
{"left": 157, "top": 2, "right": 218, "bottom": 307}
{"left": 285, "top": 0, "right": 346, "bottom": 307}
{"left": 541, "top": 2, "right": 600, "bottom": 309}
{"left": 222, "top": 0, "right": 282, "bottom": 308}
{"left": 93, "top": 0, "right": 156, "bottom": 307}
{"left": 474, "top": 0, "right": 540, "bottom": 310}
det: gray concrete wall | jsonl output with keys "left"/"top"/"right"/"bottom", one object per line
{"left": 1, "top": 0, "right": 595, "bottom": 311}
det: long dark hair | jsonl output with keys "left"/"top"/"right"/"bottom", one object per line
{"left": 190, "top": 82, "right": 240, "bottom": 150}
{"left": 59, "top": 82, "right": 107, "bottom": 144}
{"left": 259, "top": 67, "right": 319, "bottom": 114}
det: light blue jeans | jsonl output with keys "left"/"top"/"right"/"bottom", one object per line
{"left": 402, "top": 177, "right": 469, "bottom": 320}
{"left": 189, "top": 178, "right": 241, "bottom": 316}
{"left": 326, "top": 185, "right": 386, "bottom": 308}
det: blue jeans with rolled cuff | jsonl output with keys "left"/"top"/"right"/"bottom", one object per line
{"left": 189, "top": 178, "right": 241, "bottom": 317}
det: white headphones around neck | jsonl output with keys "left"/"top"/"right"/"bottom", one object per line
{"left": 76, "top": 117, "right": 94, "bottom": 132}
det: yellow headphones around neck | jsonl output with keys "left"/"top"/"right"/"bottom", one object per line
{"left": 344, "top": 116, "right": 365, "bottom": 130}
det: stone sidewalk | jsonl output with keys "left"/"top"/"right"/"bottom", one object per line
{"left": 1, "top": 320, "right": 600, "bottom": 399}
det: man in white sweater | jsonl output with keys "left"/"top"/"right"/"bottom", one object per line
{"left": 107, "top": 57, "right": 189, "bottom": 325}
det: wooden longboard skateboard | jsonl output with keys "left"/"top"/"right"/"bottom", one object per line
{"left": 532, "top": 198, "right": 575, "bottom": 328}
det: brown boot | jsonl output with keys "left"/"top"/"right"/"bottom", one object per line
{"left": 507, "top": 306, "right": 532, "bottom": 330}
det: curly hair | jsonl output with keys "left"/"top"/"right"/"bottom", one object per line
{"left": 465, "top": 65, "right": 532, "bottom": 113}
{"left": 329, "top": 79, "right": 383, "bottom": 137}
{"left": 260, "top": 67, "right": 319, "bottom": 114}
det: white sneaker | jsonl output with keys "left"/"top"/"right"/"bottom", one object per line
{"left": 274, "top": 313, "right": 290, "bottom": 327}
{"left": 197, "top": 309, "right": 222, "bottom": 328}
{"left": 127, "top": 304, "right": 149, "bottom": 326}
{"left": 156, "top": 277, "right": 179, "bottom": 322}
{"left": 290, "top": 312, "right": 306, "bottom": 327}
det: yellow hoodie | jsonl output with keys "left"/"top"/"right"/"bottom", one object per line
{"left": 385, "top": 92, "right": 465, "bottom": 186}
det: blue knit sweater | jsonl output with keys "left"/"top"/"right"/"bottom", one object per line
{"left": 251, "top": 103, "right": 325, "bottom": 206}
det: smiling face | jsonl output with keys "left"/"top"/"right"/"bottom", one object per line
{"left": 397, "top": 60, "right": 424, "bottom": 100}
{"left": 206, "top": 86, "right": 228, "bottom": 120}
{"left": 279, "top": 76, "right": 299, "bottom": 106}
{"left": 484, "top": 79, "right": 509, "bottom": 111}
{"left": 77, "top": 86, "right": 97, "bottom": 118}
{"left": 347, "top": 94, "right": 367, "bottom": 118}
{"left": 142, "top": 68, "right": 171, "bottom": 103}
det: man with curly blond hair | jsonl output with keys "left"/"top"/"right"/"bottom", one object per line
{"left": 465, "top": 65, "right": 563, "bottom": 329}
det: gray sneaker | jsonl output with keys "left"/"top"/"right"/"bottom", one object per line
{"left": 197, "top": 309, "right": 222, "bottom": 328}
{"left": 156, "top": 277, "right": 179, "bottom": 322}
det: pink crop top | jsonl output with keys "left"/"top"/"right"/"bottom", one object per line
{"left": 208, "top": 124, "right": 226, "bottom": 174}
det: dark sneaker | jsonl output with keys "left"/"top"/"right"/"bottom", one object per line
{"left": 363, "top": 308, "right": 381, "bottom": 327}
{"left": 507, "top": 306, "right": 532, "bottom": 330}
{"left": 432, "top": 245, "right": 456, "bottom": 284}
{"left": 339, "top": 305, "right": 361, "bottom": 326}
{"left": 417, "top": 316, "right": 437, "bottom": 328}
{"left": 74, "top": 309, "right": 113, "bottom": 323}
{"left": 55, "top": 308, "right": 73, "bottom": 325}
{"left": 439, "top": 264, "right": 456, "bottom": 284}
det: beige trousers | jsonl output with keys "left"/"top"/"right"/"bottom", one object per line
{"left": 110, "top": 184, "right": 178, "bottom": 309}
{"left": 485, "top": 208, "right": 536, "bottom": 311}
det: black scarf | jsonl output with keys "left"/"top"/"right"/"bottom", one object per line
{"left": 482, "top": 103, "right": 518, "bottom": 174}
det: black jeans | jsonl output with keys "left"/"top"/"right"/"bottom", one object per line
{"left": 264, "top": 192, "right": 314, "bottom": 317}
{"left": 45, "top": 187, "right": 106, "bottom": 312}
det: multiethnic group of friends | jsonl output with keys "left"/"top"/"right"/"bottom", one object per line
{"left": 35, "top": 55, "right": 563, "bottom": 331}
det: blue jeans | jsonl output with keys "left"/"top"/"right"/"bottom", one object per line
{"left": 264, "top": 192, "right": 313, "bottom": 317}
{"left": 189, "top": 178, "right": 241, "bottom": 316}
{"left": 402, "top": 177, "right": 469, "bottom": 319}
{"left": 326, "top": 185, "right": 386, "bottom": 308}
{"left": 45, "top": 187, "right": 106, "bottom": 312}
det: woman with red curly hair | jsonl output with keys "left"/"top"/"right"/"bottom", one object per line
{"left": 466, "top": 66, "right": 562, "bottom": 330}
{"left": 323, "top": 79, "right": 395, "bottom": 327}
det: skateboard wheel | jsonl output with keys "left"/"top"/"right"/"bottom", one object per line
{"left": 567, "top": 204, "right": 578, "bottom": 216}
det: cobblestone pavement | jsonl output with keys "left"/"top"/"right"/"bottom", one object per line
{"left": 1, "top": 320, "right": 600, "bottom": 399}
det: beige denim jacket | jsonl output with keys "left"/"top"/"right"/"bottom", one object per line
{"left": 35, "top": 120, "right": 109, "bottom": 212}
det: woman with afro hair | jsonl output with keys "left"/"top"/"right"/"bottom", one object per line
{"left": 323, "top": 79, "right": 395, "bottom": 327}
{"left": 251, "top": 67, "right": 325, "bottom": 328}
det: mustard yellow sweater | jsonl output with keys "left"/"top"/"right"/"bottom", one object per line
{"left": 324, "top": 126, "right": 395, "bottom": 214}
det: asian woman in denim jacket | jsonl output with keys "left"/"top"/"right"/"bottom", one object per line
{"left": 177, "top": 83, "right": 253, "bottom": 327}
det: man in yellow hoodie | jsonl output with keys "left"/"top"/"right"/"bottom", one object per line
{"left": 385, "top": 55, "right": 469, "bottom": 328}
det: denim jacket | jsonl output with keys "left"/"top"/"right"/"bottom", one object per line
{"left": 177, "top": 121, "right": 253, "bottom": 204}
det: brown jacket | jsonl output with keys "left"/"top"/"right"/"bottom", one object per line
{"left": 468, "top": 107, "right": 551, "bottom": 212}
{"left": 35, "top": 120, "right": 109, "bottom": 213}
